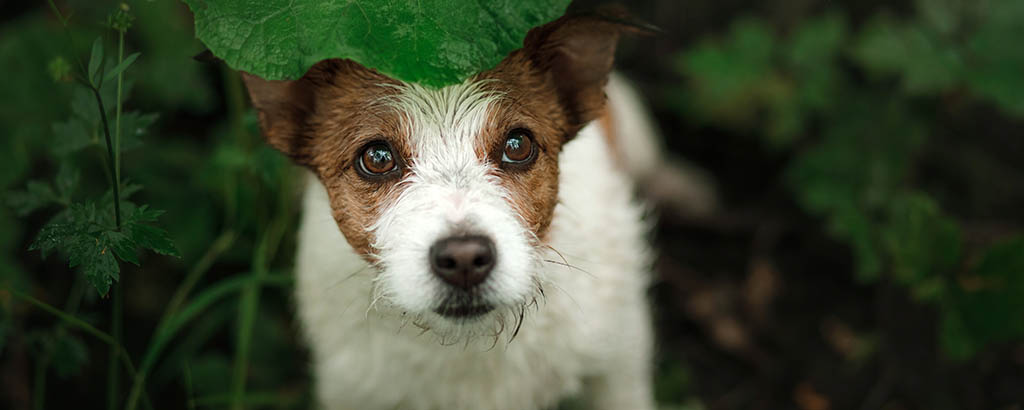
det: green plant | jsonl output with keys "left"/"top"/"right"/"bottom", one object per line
{"left": 3, "top": 2, "right": 300, "bottom": 410}
{"left": 182, "top": 0, "right": 572, "bottom": 86}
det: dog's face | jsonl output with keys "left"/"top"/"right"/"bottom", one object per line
{"left": 244, "top": 14, "right": 630, "bottom": 336}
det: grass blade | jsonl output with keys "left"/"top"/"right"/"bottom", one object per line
{"left": 88, "top": 37, "right": 103, "bottom": 86}
{"left": 104, "top": 52, "right": 140, "bottom": 82}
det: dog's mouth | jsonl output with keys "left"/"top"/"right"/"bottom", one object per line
{"left": 433, "top": 288, "right": 496, "bottom": 319}
{"left": 434, "top": 303, "right": 494, "bottom": 319}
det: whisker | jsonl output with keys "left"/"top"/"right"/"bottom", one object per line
{"left": 325, "top": 265, "right": 371, "bottom": 291}
{"left": 542, "top": 279, "right": 583, "bottom": 314}
{"left": 542, "top": 259, "right": 595, "bottom": 278}
{"left": 544, "top": 244, "right": 601, "bottom": 265}
{"left": 507, "top": 304, "right": 526, "bottom": 346}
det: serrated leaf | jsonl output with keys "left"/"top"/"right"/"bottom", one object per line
{"left": 87, "top": 37, "right": 104, "bottom": 86}
{"left": 122, "top": 204, "right": 178, "bottom": 257}
{"left": 119, "top": 181, "right": 144, "bottom": 200}
{"left": 182, "top": 0, "right": 571, "bottom": 87}
{"left": 128, "top": 204, "right": 165, "bottom": 223}
{"left": 103, "top": 51, "right": 141, "bottom": 82}
{"left": 66, "top": 233, "right": 120, "bottom": 296}
{"left": 103, "top": 230, "right": 139, "bottom": 266}
{"left": 29, "top": 217, "right": 78, "bottom": 258}
{"left": 129, "top": 222, "right": 179, "bottom": 257}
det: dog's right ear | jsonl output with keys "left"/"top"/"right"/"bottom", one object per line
{"left": 242, "top": 72, "right": 318, "bottom": 165}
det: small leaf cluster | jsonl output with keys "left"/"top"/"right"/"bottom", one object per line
{"left": 6, "top": 24, "right": 177, "bottom": 297}
{"left": 674, "top": 0, "right": 1024, "bottom": 359}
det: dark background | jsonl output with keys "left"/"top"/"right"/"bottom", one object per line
{"left": 2, "top": 0, "right": 1023, "bottom": 409}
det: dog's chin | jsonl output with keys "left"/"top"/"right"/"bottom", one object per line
{"left": 434, "top": 303, "right": 495, "bottom": 320}
{"left": 433, "top": 292, "right": 496, "bottom": 322}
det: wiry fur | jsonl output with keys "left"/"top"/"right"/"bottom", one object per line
{"left": 293, "top": 75, "right": 657, "bottom": 410}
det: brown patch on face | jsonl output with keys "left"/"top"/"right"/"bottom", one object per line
{"left": 470, "top": 11, "right": 636, "bottom": 241}
{"left": 475, "top": 88, "right": 564, "bottom": 240}
{"left": 244, "top": 59, "right": 410, "bottom": 258}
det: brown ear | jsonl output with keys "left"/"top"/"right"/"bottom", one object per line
{"left": 241, "top": 71, "right": 319, "bottom": 165}
{"left": 523, "top": 8, "right": 653, "bottom": 131}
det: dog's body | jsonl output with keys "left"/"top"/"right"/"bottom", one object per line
{"left": 241, "top": 12, "right": 709, "bottom": 410}
{"left": 294, "top": 74, "right": 655, "bottom": 410}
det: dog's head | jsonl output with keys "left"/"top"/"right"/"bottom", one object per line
{"left": 244, "top": 12, "right": 636, "bottom": 336}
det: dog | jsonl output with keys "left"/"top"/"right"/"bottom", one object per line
{"left": 243, "top": 10, "right": 713, "bottom": 410}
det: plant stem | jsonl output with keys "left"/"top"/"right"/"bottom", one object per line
{"left": 91, "top": 87, "right": 122, "bottom": 230}
{"left": 108, "top": 282, "right": 123, "bottom": 410}
{"left": 158, "top": 230, "right": 236, "bottom": 323}
{"left": 229, "top": 237, "right": 271, "bottom": 410}
{"left": 114, "top": 29, "right": 125, "bottom": 206}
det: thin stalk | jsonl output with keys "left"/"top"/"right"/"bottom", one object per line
{"left": 220, "top": 67, "right": 248, "bottom": 226}
{"left": 107, "top": 282, "right": 123, "bottom": 410}
{"left": 123, "top": 273, "right": 293, "bottom": 410}
{"left": 227, "top": 174, "right": 294, "bottom": 410}
{"left": 91, "top": 87, "right": 122, "bottom": 230}
{"left": 158, "top": 230, "right": 236, "bottom": 323}
{"left": 114, "top": 29, "right": 125, "bottom": 204}
{"left": 229, "top": 238, "right": 270, "bottom": 410}
{"left": 47, "top": 0, "right": 120, "bottom": 230}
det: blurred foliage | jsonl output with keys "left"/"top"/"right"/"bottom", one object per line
{"left": 675, "top": 0, "right": 1024, "bottom": 360}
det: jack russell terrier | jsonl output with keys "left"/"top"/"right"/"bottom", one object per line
{"left": 243, "top": 10, "right": 714, "bottom": 410}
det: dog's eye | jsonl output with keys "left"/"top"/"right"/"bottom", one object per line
{"left": 502, "top": 128, "right": 535, "bottom": 165}
{"left": 357, "top": 142, "right": 398, "bottom": 177}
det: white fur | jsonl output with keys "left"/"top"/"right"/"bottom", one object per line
{"left": 294, "top": 77, "right": 656, "bottom": 410}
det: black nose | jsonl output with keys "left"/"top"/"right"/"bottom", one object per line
{"left": 429, "top": 236, "right": 496, "bottom": 289}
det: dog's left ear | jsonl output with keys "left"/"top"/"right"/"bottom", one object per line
{"left": 523, "top": 8, "right": 654, "bottom": 132}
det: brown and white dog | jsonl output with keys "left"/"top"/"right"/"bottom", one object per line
{"left": 243, "top": 11, "right": 713, "bottom": 410}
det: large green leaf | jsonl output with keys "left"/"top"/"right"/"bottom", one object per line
{"left": 182, "top": 0, "right": 570, "bottom": 87}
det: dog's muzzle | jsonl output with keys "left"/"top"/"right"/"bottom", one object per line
{"left": 429, "top": 235, "right": 496, "bottom": 318}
